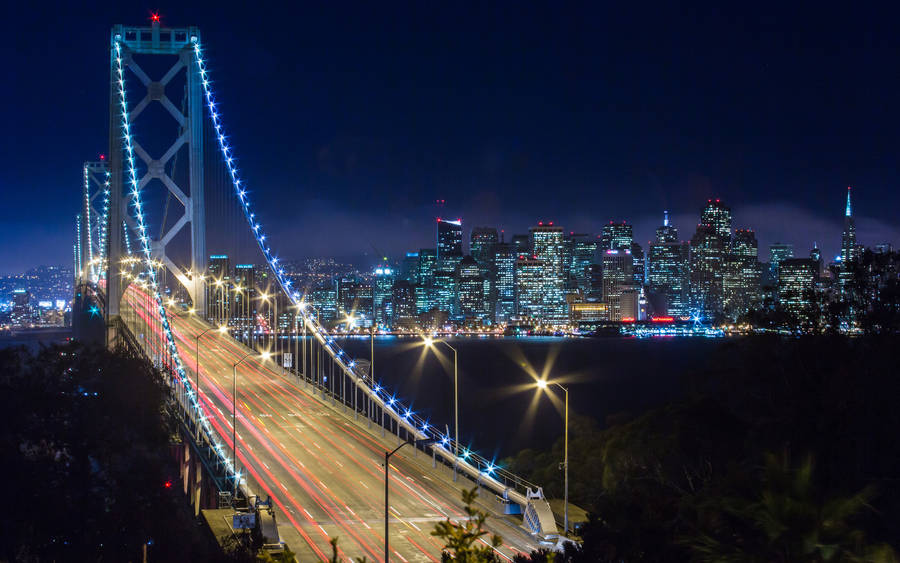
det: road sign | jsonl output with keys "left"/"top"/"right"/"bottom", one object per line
{"left": 283, "top": 353, "right": 293, "bottom": 368}
{"left": 233, "top": 512, "right": 256, "bottom": 530}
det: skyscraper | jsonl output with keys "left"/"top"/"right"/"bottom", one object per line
{"left": 493, "top": 242, "right": 517, "bottom": 323}
{"left": 700, "top": 199, "right": 732, "bottom": 241}
{"left": 690, "top": 224, "right": 726, "bottom": 321}
{"left": 723, "top": 229, "right": 761, "bottom": 319}
{"left": 601, "top": 221, "right": 633, "bottom": 251}
{"left": 601, "top": 248, "right": 633, "bottom": 321}
{"left": 456, "top": 255, "right": 489, "bottom": 321}
{"left": 631, "top": 242, "right": 645, "bottom": 286}
{"left": 515, "top": 256, "right": 544, "bottom": 321}
{"left": 436, "top": 218, "right": 463, "bottom": 269}
{"left": 779, "top": 258, "right": 818, "bottom": 321}
{"left": 373, "top": 266, "right": 395, "bottom": 326}
{"left": 840, "top": 186, "right": 858, "bottom": 287}
{"left": 648, "top": 212, "right": 690, "bottom": 316}
{"left": 391, "top": 280, "right": 418, "bottom": 330}
{"left": 470, "top": 227, "right": 499, "bottom": 265}
{"left": 769, "top": 242, "right": 794, "bottom": 282}
{"left": 399, "top": 252, "right": 420, "bottom": 284}
{"left": 530, "top": 222, "right": 567, "bottom": 324}
{"left": 417, "top": 248, "right": 437, "bottom": 288}
{"left": 566, "top": 233, "right": 598, "bottom": 295}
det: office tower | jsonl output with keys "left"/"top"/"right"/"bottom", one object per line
{"left": 207, "top": 254, "right": 231, "bottom": 322}
{"left": 436, "top": 218, "right": 463, "bottom": 269}
{"left": 779, "top": 258, "right": 818, "bottom": 319}
{"left": 308, "top": 282, "right": 338, "bottom": 324}
{"left": 515, "top": 256, "right": 545, "bottom": 321}
{"left": 373, "top": 266, "right": 395, "bottom": 326}
{"left": 456, "top": 256, "right": 489, "bottom": 321}
{"left": 391, "top": 280, "right": 418, "bottom": 330}
{"left": 601, "top": 221, "right": 633, "bottom": 251}
{"left": 874, "top": 243, "right": 893, "bottom": 255}
{"left": 337, "top": 277, "right": 373, "bottom": 319}
{"left": 769, "top": 242, "right": 794, "bottom": 281}
{"left": 690, "top": 224, "right": 726, "bottom": 321}
{"left": 493, "top": 242, "right": 517, "bottom": 323}
{"left": 656, "top": 210, "right": 678, "bottom": 243}
{"left": 631, "top": 242, "right": 645, "bottom": 286}
{"left": 399, "top": 252, "right": 420, "bottom": 284}
{"left": 700, "top": 199, "right": 733, "bottom": 241}
{"left": 470, "top": 227, "right": 499, "bottom": 265}
{"left": 232, "top": 263, "right": 257, "bottom": 331}
{"left": 417, "top": 248, "right": 437, "bottom": 288}
{"left": 433, "top": 270, "right": 456, "bottom": 314}
{"left": 601, "top": 248, "right": 633, "bottom": 321}
{"left": 810, "top": 245, "right": 823, "bottom": 279}
{"left": 648, "top": 211, "right": 690, "bottom": 316}
{"left": 511, "top": 234, "right": 531, "bottom": 255}
{"left": 723, "top": 229, "right": 761, "bottom": 319}
{"left": 530, "top": 222, "right": 568, "bottom": 324}
{"left": 566, "top": 233, "right": 598, "bottom": 294}
{"left": 840, "top": 187, "right": 858, "bottom": 289}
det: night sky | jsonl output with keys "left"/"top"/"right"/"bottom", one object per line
{"left": 4, "top": 2, "right": 900, "bottom": 274}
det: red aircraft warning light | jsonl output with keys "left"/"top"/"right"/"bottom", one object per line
{"left": 151, "top": 12, "right": 161, "bottom": 23}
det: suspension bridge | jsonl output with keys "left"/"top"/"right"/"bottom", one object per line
{"left": 73, "top": 20, "right": 557, "bottom": 562}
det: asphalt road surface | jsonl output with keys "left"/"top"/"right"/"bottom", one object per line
{"left": 123, "top": 287, "right": 543, "bottom": 561}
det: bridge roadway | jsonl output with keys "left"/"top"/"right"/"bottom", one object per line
{"left": 122, "top": 287, "right": 542, "bottom": 562}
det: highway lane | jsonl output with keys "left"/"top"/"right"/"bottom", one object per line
{"left": 122, "top": 287, "right": 542, "bottom": 561}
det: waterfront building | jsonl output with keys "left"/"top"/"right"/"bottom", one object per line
{"left": 457, "top": 255, "right": 489, "bottom": 320}
{"left": 648, "top": 215, "right": 690, "bottom": 317}
{"left": 309, "top": 283, "right": 338, "bottom": 324}
{"left": 779, "top": 258, "right": 818, "bottom": 319}
{"left": 530, "top": 222, "right": 568, "bottom": 324}
{"left": 566, "top": 233, "right": 598, "bottom": 294}
{"left": 602, "top": 248, "right": 633, "bottom": 321}
{"left": 373, "top": 266, "right": 395, "bottom": 326}
{"left": 493, "top": 242, "right": 517, "bottom": 323}
{"left": 515, "top": 256, "right": 545, "bottom": 321}
{"left": 432, "top": 270, "right": 456, "bottom": 314}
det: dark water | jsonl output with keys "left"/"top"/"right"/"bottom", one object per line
{"left": 333, "top": 336, "right": 730, "bottom": 460}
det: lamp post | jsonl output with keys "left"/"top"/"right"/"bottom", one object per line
{"left": 536, "top": 378, "right": 570, "bottom": 536}
{"left": 385, "top": 438, "right": 436, "bottom": 561}
{"left": 232, "top": 350, "right": 270, "bottom": 499}
{"left": 423, "top": 337, "right": 459, "bottom": 480}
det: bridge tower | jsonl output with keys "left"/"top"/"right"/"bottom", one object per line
{"left": 106, "top": 19, "right": 207, "bottom": 325}
{"left": 81, "top": 160, "right": 108, "bottom": 283}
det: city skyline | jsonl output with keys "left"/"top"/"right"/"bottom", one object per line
{"left": 4, "top": 4, "right": 900, "bottom": 273}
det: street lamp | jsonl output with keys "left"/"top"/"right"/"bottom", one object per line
{"left": 535, "top": 378, "right": 570, "bottom": 537}
{"left": 385, "top": 438, "right": 437, "bottom": 561}
{"left": 232, "top": 350, "right": 271, "bottom": 499}
{"left": 423, "top": 337, "right": 459, "bottom": 480}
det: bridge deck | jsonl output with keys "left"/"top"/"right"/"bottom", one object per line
{"left": 122, "top": 286, "right": 541, "bottom": 562}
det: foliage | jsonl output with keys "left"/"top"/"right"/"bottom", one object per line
{"left": 432, "top": 487, "right": 503, "bottom": 562}
{"left": 506, "top": 335, "right": 900, "bottom": 561}
{"left": 0, "top": 343, "right": 217, "bottom": 562}
{"left": 684, "top": 453, "right": 896, "bottom": 562}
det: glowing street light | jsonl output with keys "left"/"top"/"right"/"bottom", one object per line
{"left": 423, "top": 336, "right": 460, "bottom": 480}
{"left": 534, "top": 377, "right": 570, "bottom": 536}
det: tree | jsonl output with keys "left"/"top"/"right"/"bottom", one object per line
{"left": 432, "top": 487, "right": 503, "bottom": 562}
{"left": 683, "top": 453, "right": 898, "bottom": 562}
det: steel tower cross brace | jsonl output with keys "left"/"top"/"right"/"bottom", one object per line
{"left": 107, "top": 20, "right": 206, "bottom": 322}
{"left": 82, "top": 161, "right": 108, "bottom": 283}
